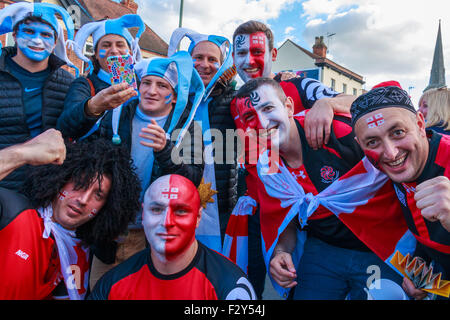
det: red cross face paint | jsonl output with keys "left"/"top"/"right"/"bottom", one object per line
{"left": 234, "top": 32, "right": 272, "bottom": 82}
{"left": 142, "top": 175, "right": 201, "bottom": 262}
{"left": 366, "top": 113, "right": 385, "bottom": 129}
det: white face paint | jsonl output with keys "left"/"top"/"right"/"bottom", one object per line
{"left": 237, "top": 84, "right": 291, "bottom": 150}
{"left": 142, "top": 176, "right": 171, "bottom": 262}
{"left": 233, "top": 32, "right": 272, "bottom": 83}
{"left": 142, "top": 175, "right": 200, "bottom": 263}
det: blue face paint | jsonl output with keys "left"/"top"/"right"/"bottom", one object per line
{"left": 16, "top": 22, "right": 55, "bottom": 62}
{"left": 213, "top": 62, "right": 220, "bottom": 70}
{"left": 98, "top": 49, "right": 107, "bottom": 58}
{"left": 165, "top": 93, "right": 172, "bottom": 105}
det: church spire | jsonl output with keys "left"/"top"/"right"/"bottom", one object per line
{"left": 424, "top": 20, "right": 446, "bottom": 92}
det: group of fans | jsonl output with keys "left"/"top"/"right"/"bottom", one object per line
{"left": 0, "top": 2, "right": 449, "bottom": 301}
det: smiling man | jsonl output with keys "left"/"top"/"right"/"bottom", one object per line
{"left": 351, "top": 83, "right": 450, "bottom": 299}
{"left": 0, "top": 138, "right": 141, "bottom": 299}
{"left": 89, "top": 174, "right": 256, "bottom": 300}
{"left": 0, "top": 2, "right": 75, "bottom": 192}
{"left": 60, "top": 51, "right": 205, "bottom": 289}
{"left": 235, "top": 78, "right": 403, "bottom": 300}
{"left": 232, "top": 20, "right": 357, "bottom": 150}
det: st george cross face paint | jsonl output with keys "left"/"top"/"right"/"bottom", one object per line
{"left": 236, "top": 84, "right": 292, "bottom": 150}
{"left": 15, "top": 22, "right": 56, "bottom": 62}
{"left": 234, "top": 32, "right": 272, "bottom": 83}
{"left": 142, "top": 175, "right": 201, "bottom": 262}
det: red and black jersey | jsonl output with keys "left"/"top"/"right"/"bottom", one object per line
{"left": 278, "top": 77, "right": 340, "bottom": 114}
{"left": 0, "top": 187, "right": 60, "bottom": 300}
{"left": 230, "top": 77, "right": 341, "bottom": 200}
{"left": 0, "top": 187, "right": 90, "bottom": 300}
{"left": 392, "top": 131, "right": 450, "bottom": 276}
{"left": 257, "top": 114, "right": 369, "bottom": 251}
{"left": 88, "top": 241, "right": 256, "bottom": 300}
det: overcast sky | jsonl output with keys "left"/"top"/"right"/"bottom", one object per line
{"left": 135, "top": 0, "right": 449, "bottom": 106}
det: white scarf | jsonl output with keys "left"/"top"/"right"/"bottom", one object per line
{"left": 38, "top": 205, "right": 89, "bottom": 300}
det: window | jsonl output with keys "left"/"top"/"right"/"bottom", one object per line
{"left": 353, "top": 88, "right": 358, "bottom": 96}
{"left": 342, "top": 83, "right": 347, "bottom": 94}
{"left": 330, "top": 78, "right": 336, "bottom": 91}
{"left": 82, "top": 43, "right": 94, "bottom": 74}
{"left": 6, "top": 33, "right": 15, "bottom": 46}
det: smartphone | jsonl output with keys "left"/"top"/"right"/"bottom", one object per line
{"left": 106, "top": 54, "right": 137, "bottom": 90}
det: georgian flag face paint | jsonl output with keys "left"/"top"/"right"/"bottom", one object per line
{"left": 234, "top": 32, "right": 272, "bottom": 83}
{"left": 142, "top": 175, "right": 201, "bottom": 262}
{"left": 16, "top": 22, "right": 56, "bottom": 62}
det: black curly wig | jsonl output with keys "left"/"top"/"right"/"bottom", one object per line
{"left": 21, "top": 138, "right": 142, "bottom": 246}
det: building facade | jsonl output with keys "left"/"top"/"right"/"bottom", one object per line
{"left": 273, "top": 37, "right": 365, "bottom": 96}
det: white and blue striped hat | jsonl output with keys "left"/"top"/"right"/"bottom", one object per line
{"left": 69, "top": 14, "right": 145, "bottom": 74}
{"left": 168, "top": 27, "right": 233, "bottom": 99}
{"left": 134, "top": 51, "right": 205, "bottom": 147}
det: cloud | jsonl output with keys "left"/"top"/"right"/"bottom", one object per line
{"left": 135, "top": 0, "right": 449, "bottom": 104}
{"left": 136, "top": 0, "right": 298, "bottom": 43}
{"left": 284, "top": 26, "right": 294, "bottom": 34}
{"left": 299, "top": 0, "right": 450, "bottom": 104}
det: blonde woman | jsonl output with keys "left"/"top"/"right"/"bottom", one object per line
{"left": 419, "top": 87, "right": 450, "bottom": 134}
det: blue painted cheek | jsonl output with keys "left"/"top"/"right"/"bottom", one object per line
{"left": 16, "top": 30, "right": 55, "bottom": 62}
{"left": 98, "top": 49, "right": 107, "bottom": 58}
{"left": 165, "top": 93, "right": 172, "bottom": 105}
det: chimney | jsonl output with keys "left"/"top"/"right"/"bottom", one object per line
{"left": 120, "top": 0, "right": 138, "bottom": 13}
{"left": 313, "top": 36, "right": 327, "bottom": 58}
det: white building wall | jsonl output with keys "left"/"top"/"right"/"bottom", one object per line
{"left": 272, "top": 40, "right": 316, "bottom": 73}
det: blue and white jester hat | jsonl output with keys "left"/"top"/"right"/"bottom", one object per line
{"left": 68, "top": 14, "right": 145, "bottom": 74}
{"left": 134, "top": 51, "right": 205, "bottom": 147}
{"left": 0, "top": 2, "right": 77, "bottom": 74}
{"left": 168, "top": 27, "right": 233, "bottom": 100}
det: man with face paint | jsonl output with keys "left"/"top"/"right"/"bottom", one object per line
{"left": 351, "top": 83, "right": 450, "bottom": 300}
{"left": 88, "top": 174, "right": 256, "bottom": 300}
{"left": 60, "top": 51, "right": 204, "bottom": 289}
{"left": 235, "top": 78, "right": 403, "bottom": 300}
{"left": 229, "top": 20, "right": 358, "bottom": 298}
{"left": 0, "top": 138, "right": 141, "bottom": 299}
{"left": 57, "top": 14, "right": 144, "bottom": 140}
{"left": 0, "top": 3, "right": 75, "bottom": 192}
{"left": 232, "top": 20, "right": 357, "bottom": 150}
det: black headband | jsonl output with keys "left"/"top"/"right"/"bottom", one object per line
{"left": 351, "top": 86, "right": 416, "bottom": 127}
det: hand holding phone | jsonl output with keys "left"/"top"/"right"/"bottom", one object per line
{"left": 106, "top": 54, "right": 138, "bottom": 90}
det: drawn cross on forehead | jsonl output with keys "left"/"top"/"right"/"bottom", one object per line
{"left": 145, "top": 174, "right": 200, "bottom": 207}
{"left": 161, "top": 187, "right": 179, "bottom": 200}
{"left": 366, "top": 113, "right": 385, "bottom": 128}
